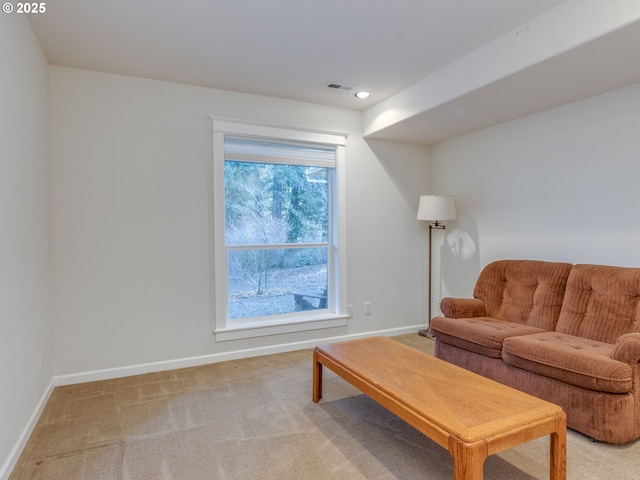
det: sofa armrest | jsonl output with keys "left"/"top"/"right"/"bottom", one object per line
{"left": 439, "top": 298, "right": 485, "bottom": 318}
{"left": 611, "top": 333, "right": 640, "bottom": 366}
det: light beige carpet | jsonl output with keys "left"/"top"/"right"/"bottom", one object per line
{"left": 9, "top": 334, "right": 640, "bottom": 479}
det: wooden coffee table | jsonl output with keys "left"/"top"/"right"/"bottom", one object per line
{"left": 313, "top": 336, "right": 566, "bottom": 480}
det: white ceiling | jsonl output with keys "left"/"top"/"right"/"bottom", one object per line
{"left": 28, "top": 0, "right": 640, "bottom": 144}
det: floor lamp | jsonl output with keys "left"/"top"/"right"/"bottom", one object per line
{"left": 416, "top": 195, "right": 457, "bottom": 337}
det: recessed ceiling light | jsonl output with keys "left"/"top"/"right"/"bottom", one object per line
{"left": 355, "top": 91, "right": 370, "bottom": 99}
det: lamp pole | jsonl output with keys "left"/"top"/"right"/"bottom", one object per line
{"left": 416, "top": 195, "right": 456, "bottom": 338}
{"left": 419, "top": 221, "right": 445, "bottom": 337}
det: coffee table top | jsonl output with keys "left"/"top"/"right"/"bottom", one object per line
{"left": 315, "top": 336, "right": 563, "bottom": 444}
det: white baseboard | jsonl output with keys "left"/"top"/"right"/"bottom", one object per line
{"left": 1, "top": 324, "right": 424, "bottom": 479}
{"left": 0, "top": 378, "right": 55, "bottom": 480}
{"left": 56, "top": 324, "right": 424, "bottom": 386}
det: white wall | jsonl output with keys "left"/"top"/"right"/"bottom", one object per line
{"left": 49, "top": 67, "right": 431, "bottom": 376}
{"left": 430, "top": 81, "right": 640, "bottom": 300}
{"left": 0, "top": 15, "right": 51, "bottom": 477}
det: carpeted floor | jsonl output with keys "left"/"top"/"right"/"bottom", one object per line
{"left": 9, "top": 334, "right": 640, "bottom": 479}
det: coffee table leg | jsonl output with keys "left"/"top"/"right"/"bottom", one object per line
{"left": 449, "top": 436, "right": 487, "bottom": 480}
{"left": 312, "top": 349, "right": 323, "bottom": 403}
{"left": 550, "top": 413, "right": 567, "bottom": 480}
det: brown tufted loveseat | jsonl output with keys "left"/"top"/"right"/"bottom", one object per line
{"left": 430, "top": 259, "right": 640, "bottom": 444}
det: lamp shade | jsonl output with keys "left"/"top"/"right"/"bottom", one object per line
{"left": 416, "top": 195, "right": 457, "bottom": 221}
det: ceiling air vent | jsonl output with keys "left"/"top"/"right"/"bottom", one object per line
{"left": 325, "top": 82, "right": 357, "bottom": 92}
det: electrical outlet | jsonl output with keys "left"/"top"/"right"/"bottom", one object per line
{"left": 347, "top": 304, "right": 354, "bottom": 317}
{"left": 364, "top": 302, "right": 372, "bottom": 315}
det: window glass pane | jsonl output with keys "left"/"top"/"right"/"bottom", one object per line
{"left": 224, "top": 161, "right": 328, "bottom": 245}
{"left": 228, "top": 247, "right": 327, "bottom": 319}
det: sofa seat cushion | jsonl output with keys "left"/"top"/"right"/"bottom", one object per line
{"left": 429, "top": 316, "right": 546, "bottom": 358}
{"left": 503, "top": 332, "right": 632, "bottom": 393}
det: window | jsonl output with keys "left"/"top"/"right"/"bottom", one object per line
{"left": 211, "top": 118, "right": 347, "bottom": 341}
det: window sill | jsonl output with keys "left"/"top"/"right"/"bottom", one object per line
{"left": 214, "top": 314, "right": 348, "bottom": 342}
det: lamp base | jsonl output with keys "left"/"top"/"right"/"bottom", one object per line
{"left": 418, "top": 328, "right": 434, "bottom": 339}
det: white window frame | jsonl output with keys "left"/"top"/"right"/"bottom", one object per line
{"left": 210, "top": 117, "right": 348, "bottom": 341}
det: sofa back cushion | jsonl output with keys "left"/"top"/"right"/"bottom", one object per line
{"left": 473, "top": 260, "right": 573, "bottom": 330}
{"left": 556, "top": 264, "right": 640, "bottom": 344}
